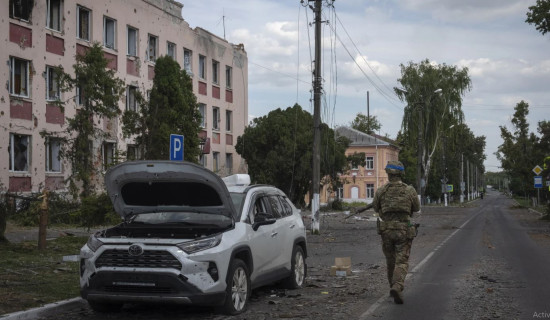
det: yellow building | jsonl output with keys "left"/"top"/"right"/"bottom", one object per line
{"left": 322, "top": 126, "right": 400, "bottom": 205}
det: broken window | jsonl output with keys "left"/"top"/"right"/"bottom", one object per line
{"left": 46, "top": 66, "right": 60, "bottom": 101}
{"left": 225, "top": 153, "right": 233, "bottom": 175}
{"left": 10, "top": 0, "right": 33, "bottom": 21}
{"left": 126, "top": 145, "right": 139, "bottom": 161}
{"left": 47, "top": 0, "right": 61, "bottom": 31}
{"left": 77, "top": 6, "right": 91, "bottom": 41}
{"left": 183, "top": 49, "right": 192, "bottom": 75}
{"left": 212, "top": 60, "right": 219, "bottom": 84}
{"left": 9, "top": 133, "right": 30, "bottom": 172}
{"left": 147, "top": 34, "right": 158, "bottom": 61}
{"left": 213, "top": 152, "right": 219, "bottom": 172}
{"left": 212, "top": 106, "right": 220, "bottom": 130}
{"left": 167, "top": 42, "right": 176, "bottom": 60}
{"left": 126, "top": 85, "right": 138, "bottom": 111}
{"left": 226, "top": 110, "right": 232, "bottom": 132}
{"left": 226, "top": 66, "right": 232, "bottom": 89}
{"left": 199, "top": 55, "right": 206, "bottom": 79}
{"left": 103, "top": 142, "right": 116, "bottom": 169}
{"left": 9, "top": 57, "right": 30, "bottom": 97}
{"left": 46, "top": 137, "right": 61, "bottom": 172}
{"left": 198, "top": 103, "right": 206, "bottom": 128}
{"left": 76, "top": 85, "right": 84, "bottom": 105}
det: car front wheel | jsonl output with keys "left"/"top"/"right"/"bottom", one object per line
{"left": 283, "top": 245, "right": 306, "bottom": 289}
{"left": 221, "top": 258, "right": 250, "bottom": 315}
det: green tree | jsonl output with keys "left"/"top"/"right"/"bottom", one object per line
{"left": 45, "top": 43, "right": 125, "bottom": 198}
{"left": 236, "top": 104, "right": 348, "bottom": 206}
{"left": 350, "top": 113, "right": 381, "bottom": 134}
{"left": 395, "top": 59, "right": 472, "bottom": 198}
{"left": 122, "top": 56, "right": 201, "bottom": 161}
{"left": 496, "top": 101, "right": 539, "bottom": 197}
{"left": 526, "top": 0, "right": 550, "bottom": 35}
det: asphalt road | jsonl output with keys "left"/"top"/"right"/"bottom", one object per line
{"left": 360, "top": 190, "right": 550, "bottom": 320}
{"left": 8, "top": 190, "right": 548, "bottom": 320}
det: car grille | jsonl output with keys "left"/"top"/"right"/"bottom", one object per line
{"left": 95, "top": 249, "right": 182, "bottom": 270}
{"left": 104, "top": 285, "right": 175, "bottom": 294}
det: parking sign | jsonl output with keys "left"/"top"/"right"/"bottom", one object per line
{"left": 170, "top": 134, "right": 184, "bottom": 161}
{"left": 534, "top": 176, "right": 542, "bottom": 188}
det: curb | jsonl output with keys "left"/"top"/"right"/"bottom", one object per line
{"left": 0, "top": 297, "right": 84, "bottom": 320}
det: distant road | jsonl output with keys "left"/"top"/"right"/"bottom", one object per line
{"left": 360, "top": 190, "right": 550, "bottom": 319}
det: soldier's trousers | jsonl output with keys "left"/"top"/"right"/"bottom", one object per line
{"left": 381, "top": 229, "right": 413, "bottom": 292}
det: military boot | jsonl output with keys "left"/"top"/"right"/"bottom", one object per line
{"left": 390, "top": 285, "right": 404, "bottom": 304}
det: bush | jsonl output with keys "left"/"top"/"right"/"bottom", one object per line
{"left": 80, "top": 193, "right": 119, "bottom": 229}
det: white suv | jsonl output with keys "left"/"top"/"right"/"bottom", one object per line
{"left": 79, "top": 161, "right": 307, "bottom": 315}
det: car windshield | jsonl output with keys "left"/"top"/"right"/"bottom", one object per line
{"left": 132, "top": 211, "right": 232, "bottom": 227}
{"left": 229, "top": 193, "right": 246, "bottom": 219}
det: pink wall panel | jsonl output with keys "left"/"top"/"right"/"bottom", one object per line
{"left": 46, "top": 104, "right": 65, "bottom": 125}
{"left": 46, "top": 34, "right": 64, "bottom": 56}
{"left": 10, "top": 99, "right": 32, "bottom": 120}
{"left": 9, "top": 23, "right": 32, "bottom": 48}
{"left": 9, "top": 177, "right": 32, "bottom": 192}
{"left": 212, "top": 86, "right": 220, "bottom": 99}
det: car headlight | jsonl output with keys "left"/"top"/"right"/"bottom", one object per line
{"left": 86, "top": 234, "right": 104, "bottom": 252}
{"left": 177, "top": 234, "right": 222, "bottom": 254}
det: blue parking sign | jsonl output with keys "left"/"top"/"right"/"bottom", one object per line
{"left": 534, "top": 176, "right": 542, "bottom": 188}
{"left": 170, "top": 134, "right": 184, "bottom": 161}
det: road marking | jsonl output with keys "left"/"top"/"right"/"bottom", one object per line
{"left": 359, "top": 213, "right": 478, "bottom": 319}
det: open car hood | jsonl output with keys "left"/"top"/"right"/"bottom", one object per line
{"left": 105, "top": 161, "right": 237, "bottom": 220}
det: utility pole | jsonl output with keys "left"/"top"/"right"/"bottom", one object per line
{"left": 460, "top": 153, "right": 464, "bottom": 203}
{"left": 310, "top": 0, "right": 322, "bottom": 234}
{"left": 417, "top": 105, "right": 423, "bottom": 204}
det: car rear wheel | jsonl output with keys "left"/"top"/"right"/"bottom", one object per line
{"left": 283, "top": 245, "right": 306, "bottom": 289}
{"left": 221, "top": 258, "right": 250, "bottom": 315}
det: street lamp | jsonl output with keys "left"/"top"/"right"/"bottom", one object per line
{"left": 395, "top": 87, "right": 442, "bottom": 205}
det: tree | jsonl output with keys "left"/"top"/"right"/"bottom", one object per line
{"left": 45, "top": 43, "right": 125, "bottom": 198}
{"left": 350, "top": 113, "right": 381, "bottom": 134}
{"left": 122, "top": 56, "right": 202, "bottom": 161}
{"left": 236, "top": 104, "right": 348, "bottom": 206}
{"left": 496, "top": 101, "right": 540, "bottom": 198}
{"left": 395, "top": 59, "right": 472, "bottom": 198}
{"left": 526, "top": 0, "right": 550, "bottom": 35}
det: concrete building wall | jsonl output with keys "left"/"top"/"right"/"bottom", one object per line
{"left": 2, "top": 0, "right": 248, "bottom": 193}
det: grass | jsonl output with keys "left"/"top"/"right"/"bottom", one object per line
{"left": 0, "top": 236, "right": 87, "bottom": 315}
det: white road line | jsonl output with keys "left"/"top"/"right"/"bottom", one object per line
{"left": 359, "top": 213, "right": 478, "bottom": 319}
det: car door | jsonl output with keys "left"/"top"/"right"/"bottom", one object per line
{"left": 265, "top": 194, "right": 291, "bottom": 271}
{"left": 246, "top": 194, "right": 282, "bottom": 281}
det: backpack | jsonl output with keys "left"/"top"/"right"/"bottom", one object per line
{"left": 380, "top": 182, "right": 411, "bottom": 214}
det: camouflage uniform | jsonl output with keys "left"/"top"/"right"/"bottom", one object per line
{"left": 372, "top": 161, "right": 420, "bottom": 304}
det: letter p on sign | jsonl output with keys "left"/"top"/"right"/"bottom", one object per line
{"left": 170, "top": 134, "right": 184, "bottom": 161}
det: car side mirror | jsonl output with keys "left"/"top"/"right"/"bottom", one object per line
{"left": 253, "top": 212, "right": 276, "bottom": 231}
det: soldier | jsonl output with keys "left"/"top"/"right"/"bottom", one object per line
{"left": 372, "top": 160, "right": 420, "bottom": 304}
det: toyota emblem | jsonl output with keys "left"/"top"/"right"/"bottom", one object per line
{"left": 128, "top": 244, "right": 144, "bottom": 256}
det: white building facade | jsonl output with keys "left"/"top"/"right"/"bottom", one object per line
{"left": 2, "top": 0, "right": 248, "bottom": 193}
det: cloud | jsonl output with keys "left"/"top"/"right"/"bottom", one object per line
{"left": 400, "top": 0, "right": 530, "bottom": 23}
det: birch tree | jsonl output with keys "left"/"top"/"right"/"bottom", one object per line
{"left": 395, "top": 59, "right": 472, "bottom": 197}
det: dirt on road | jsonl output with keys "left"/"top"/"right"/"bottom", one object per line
{"left": 4, "top": 198, "right": 549, "bottom": 320}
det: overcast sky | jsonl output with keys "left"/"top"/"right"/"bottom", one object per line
{"left": 178, "top": 0, "right": 550, "bottom": 172}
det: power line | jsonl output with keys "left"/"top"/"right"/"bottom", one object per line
{"left": 334, "top": 12, "right": 399, "bottom": 104}
{"left": 249, "top": 61, "right": 310, "bottom": 85}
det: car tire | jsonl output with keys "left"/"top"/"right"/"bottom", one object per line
{"left": 88, "top": 301, "right": 122, "bottom": 312}
{"left": 283, "top": 245, "right": 306, "bottom": 289}
{"left": 220, "top": 258, "right": 250, "bottom": 315}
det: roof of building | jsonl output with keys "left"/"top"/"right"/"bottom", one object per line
{"left": 335, "top": 126, "right": 399, "bottom": 149}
